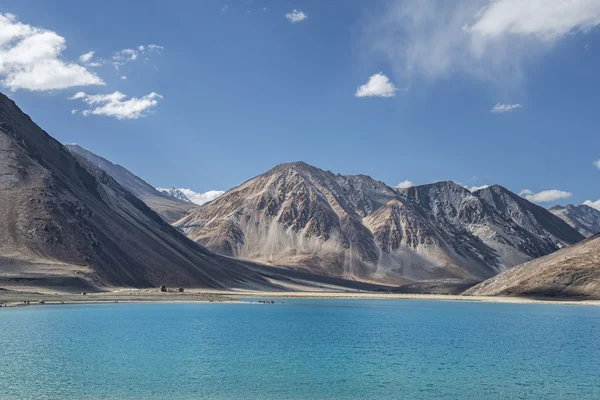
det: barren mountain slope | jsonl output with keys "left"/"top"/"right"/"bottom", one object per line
{"left": 464, "top": 234, "right": 600, "bottom": 298}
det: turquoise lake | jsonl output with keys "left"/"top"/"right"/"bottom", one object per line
{"left": 1, "top": 299, "right": 599, "bottom": 399}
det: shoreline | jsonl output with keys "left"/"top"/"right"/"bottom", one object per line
{"left": 2, "top": 288, "right": 600, "bottom": 308}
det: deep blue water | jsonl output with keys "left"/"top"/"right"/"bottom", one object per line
{"left": 1, "top": 299, "right": 600, "bottom": 399}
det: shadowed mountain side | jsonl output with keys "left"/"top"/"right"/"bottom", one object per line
{"left": 65, "top": 144, "right": 198, "bottom": 223}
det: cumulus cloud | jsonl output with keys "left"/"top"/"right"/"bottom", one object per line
{"left": 174, "top": 188, "right": 225, "bottom": 205}
{"left": 356, "top": 73, "right": 398, "bottom": 98}
{"left": 583, "top": 199, "right": 600, "bottom": 211}
{"left": 69, "top": 91, "right": 163, "bottom": 120}
{"left": 594, "top": 159, "right": 600, "bottom": 169}
{"left": 519, "top": 188, "right": 572, "bottom": 203}
{"left": 395, "top": 179, "right": 414, "bottom": 189}
{"left": 285, "top": 9, "right": 307, "bottom": 23}
{"left": 0, "top": 13, "right": 104, "bottom": 91}
{"left": 491, "top": 103, "right": 521, "bottom": 113}
{"left": 363, "top": 0, "right": 600, "bottom": 83}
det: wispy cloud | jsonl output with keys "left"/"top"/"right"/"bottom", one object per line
{"left": 491, "top": 103, "right": 521, "bottom": 113}
{"left": 363, "top": 0, "right": 600, "bottom": 83}
{"left": 69, "top": 91, "right": 163, "bottom": 120}
{"left": 79, "top": 44, "right": 165, "bottom": 70}
{"left": 594, "top": 159, "right": 600, "bottom": 169}
{"left": 356, "top": 73, "right": 398, "bottom": 98}
{"left": 395, "top": 179, "right": 414, "bottom": 189}
{"left": 285, "top": 9, "right": 307, "bottom": 23}
{"left": 519, "top": 188, "right": 572, "bottom": 203}
{"left": 79, "top": 51, "right": 102, "bottom": 67}
{"left": 0, "top": 13, "right": 104, "bottom": 91}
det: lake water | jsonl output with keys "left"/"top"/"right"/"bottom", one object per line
{"left": 1, "top": 299, "right": 599, "bottom": 399}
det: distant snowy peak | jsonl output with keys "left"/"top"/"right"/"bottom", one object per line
{"left": 157, "top": 187, "right": 193, "bottom": 203}
{"left": 157, "top": 187, "right": 224, "bottom": 205}
{"left": 549, "top": 204, "right": 600, "bottom": 237}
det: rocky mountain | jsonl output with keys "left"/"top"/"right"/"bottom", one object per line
{"left": 65, "top": 144, "right": 197, "bottom": 223}
{"left": 549, "top": 204, "right": 600, "bottom": 237}
{"left": 0, "top": 92, "right": 285, "bottom": 291}
{"left": 464, "top": 234, "right": 600, "bottom": 298}
{"left": 175, "top": 162, "right": 584, "bottom": 284}
{"left": 157, "top": 187, "right": 193, "bottom": 203}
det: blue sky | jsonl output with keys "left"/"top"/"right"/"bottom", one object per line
{"left": 1, "top": 0, "right": 599, "bottom": 208}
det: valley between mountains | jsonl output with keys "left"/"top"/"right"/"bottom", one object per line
{"left": 1, "top": 91, "right": 600, "bottom": 299}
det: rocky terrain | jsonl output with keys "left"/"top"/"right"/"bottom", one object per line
{"left": 66, "top": 144, "right": 197, "bottom": 223}
{"left": 549, "top": 204, "right": 600, "bottom": 237}
{"left": 176, "top": 162, "right": 584, "bottom": 284}
{"left": 464, "top": 234, "right": 600, "bottom": 299}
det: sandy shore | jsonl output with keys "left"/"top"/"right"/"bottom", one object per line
{"left": 2, "top": 287, "right": 600, "bottom": 308}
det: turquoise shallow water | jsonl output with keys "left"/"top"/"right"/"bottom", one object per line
{"left": 1, "top": 299, "right": 600, "bottom": 400}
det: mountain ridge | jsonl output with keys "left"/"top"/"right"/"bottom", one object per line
{"left": 176, "top": 161, "right": 584, "bottom": 284}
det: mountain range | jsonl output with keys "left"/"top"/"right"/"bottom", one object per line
{"left": 175, "top": 162, "right": 584, "bottom": 284}
{"left": 2, "top": 91, "right": 598, "bottom": 296}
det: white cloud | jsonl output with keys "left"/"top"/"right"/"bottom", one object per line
{"left": 171, "top": 188, "right": 224, "bottom": 205}
{"left": 111, "top": 45, "right": 164, "bottom": 69}
{"left": 469, "top": 184, "right": 489, "bottom": 192}
{"left": 583, "top": 199, "right": 600, "bottom": 211}
{"left": 69, "top": 91, "right": 163, "bottom": 120}
{"left": 395, "top": 179, "right": 414, "bottom": 189}
{"left": 79, "top": 51, "right": 93, "bottom": 64}
{"left": 364, "top": 0, "right": 600, "bottom": 83}
{"left": 519, "top": 188, "right": 572, "bottom": 203}
{"left": 113, "top": 48, "right": 138, "bottom": 62}
{"left": 285, "top": 9, "right": 307, "bottom": 23}
{"left": 593, "top": 159, "right": 600, "bottom": 169}
{"left": 356, "top": 73, "right": 398, "bottom": 98}
{"left": 0, "top": 13, "right": 104, "bottom": 91}
{"left": 79, "top": 51, "right": 102, "bottom": 67}
{"left": 120, "top": 76, "right": 127, "bottom": 80}
{"left": 70, "top": 109, "right": 78, "bottom": 114}
{"left": 491, "top": 103, "right": 521, "bottom": 113}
